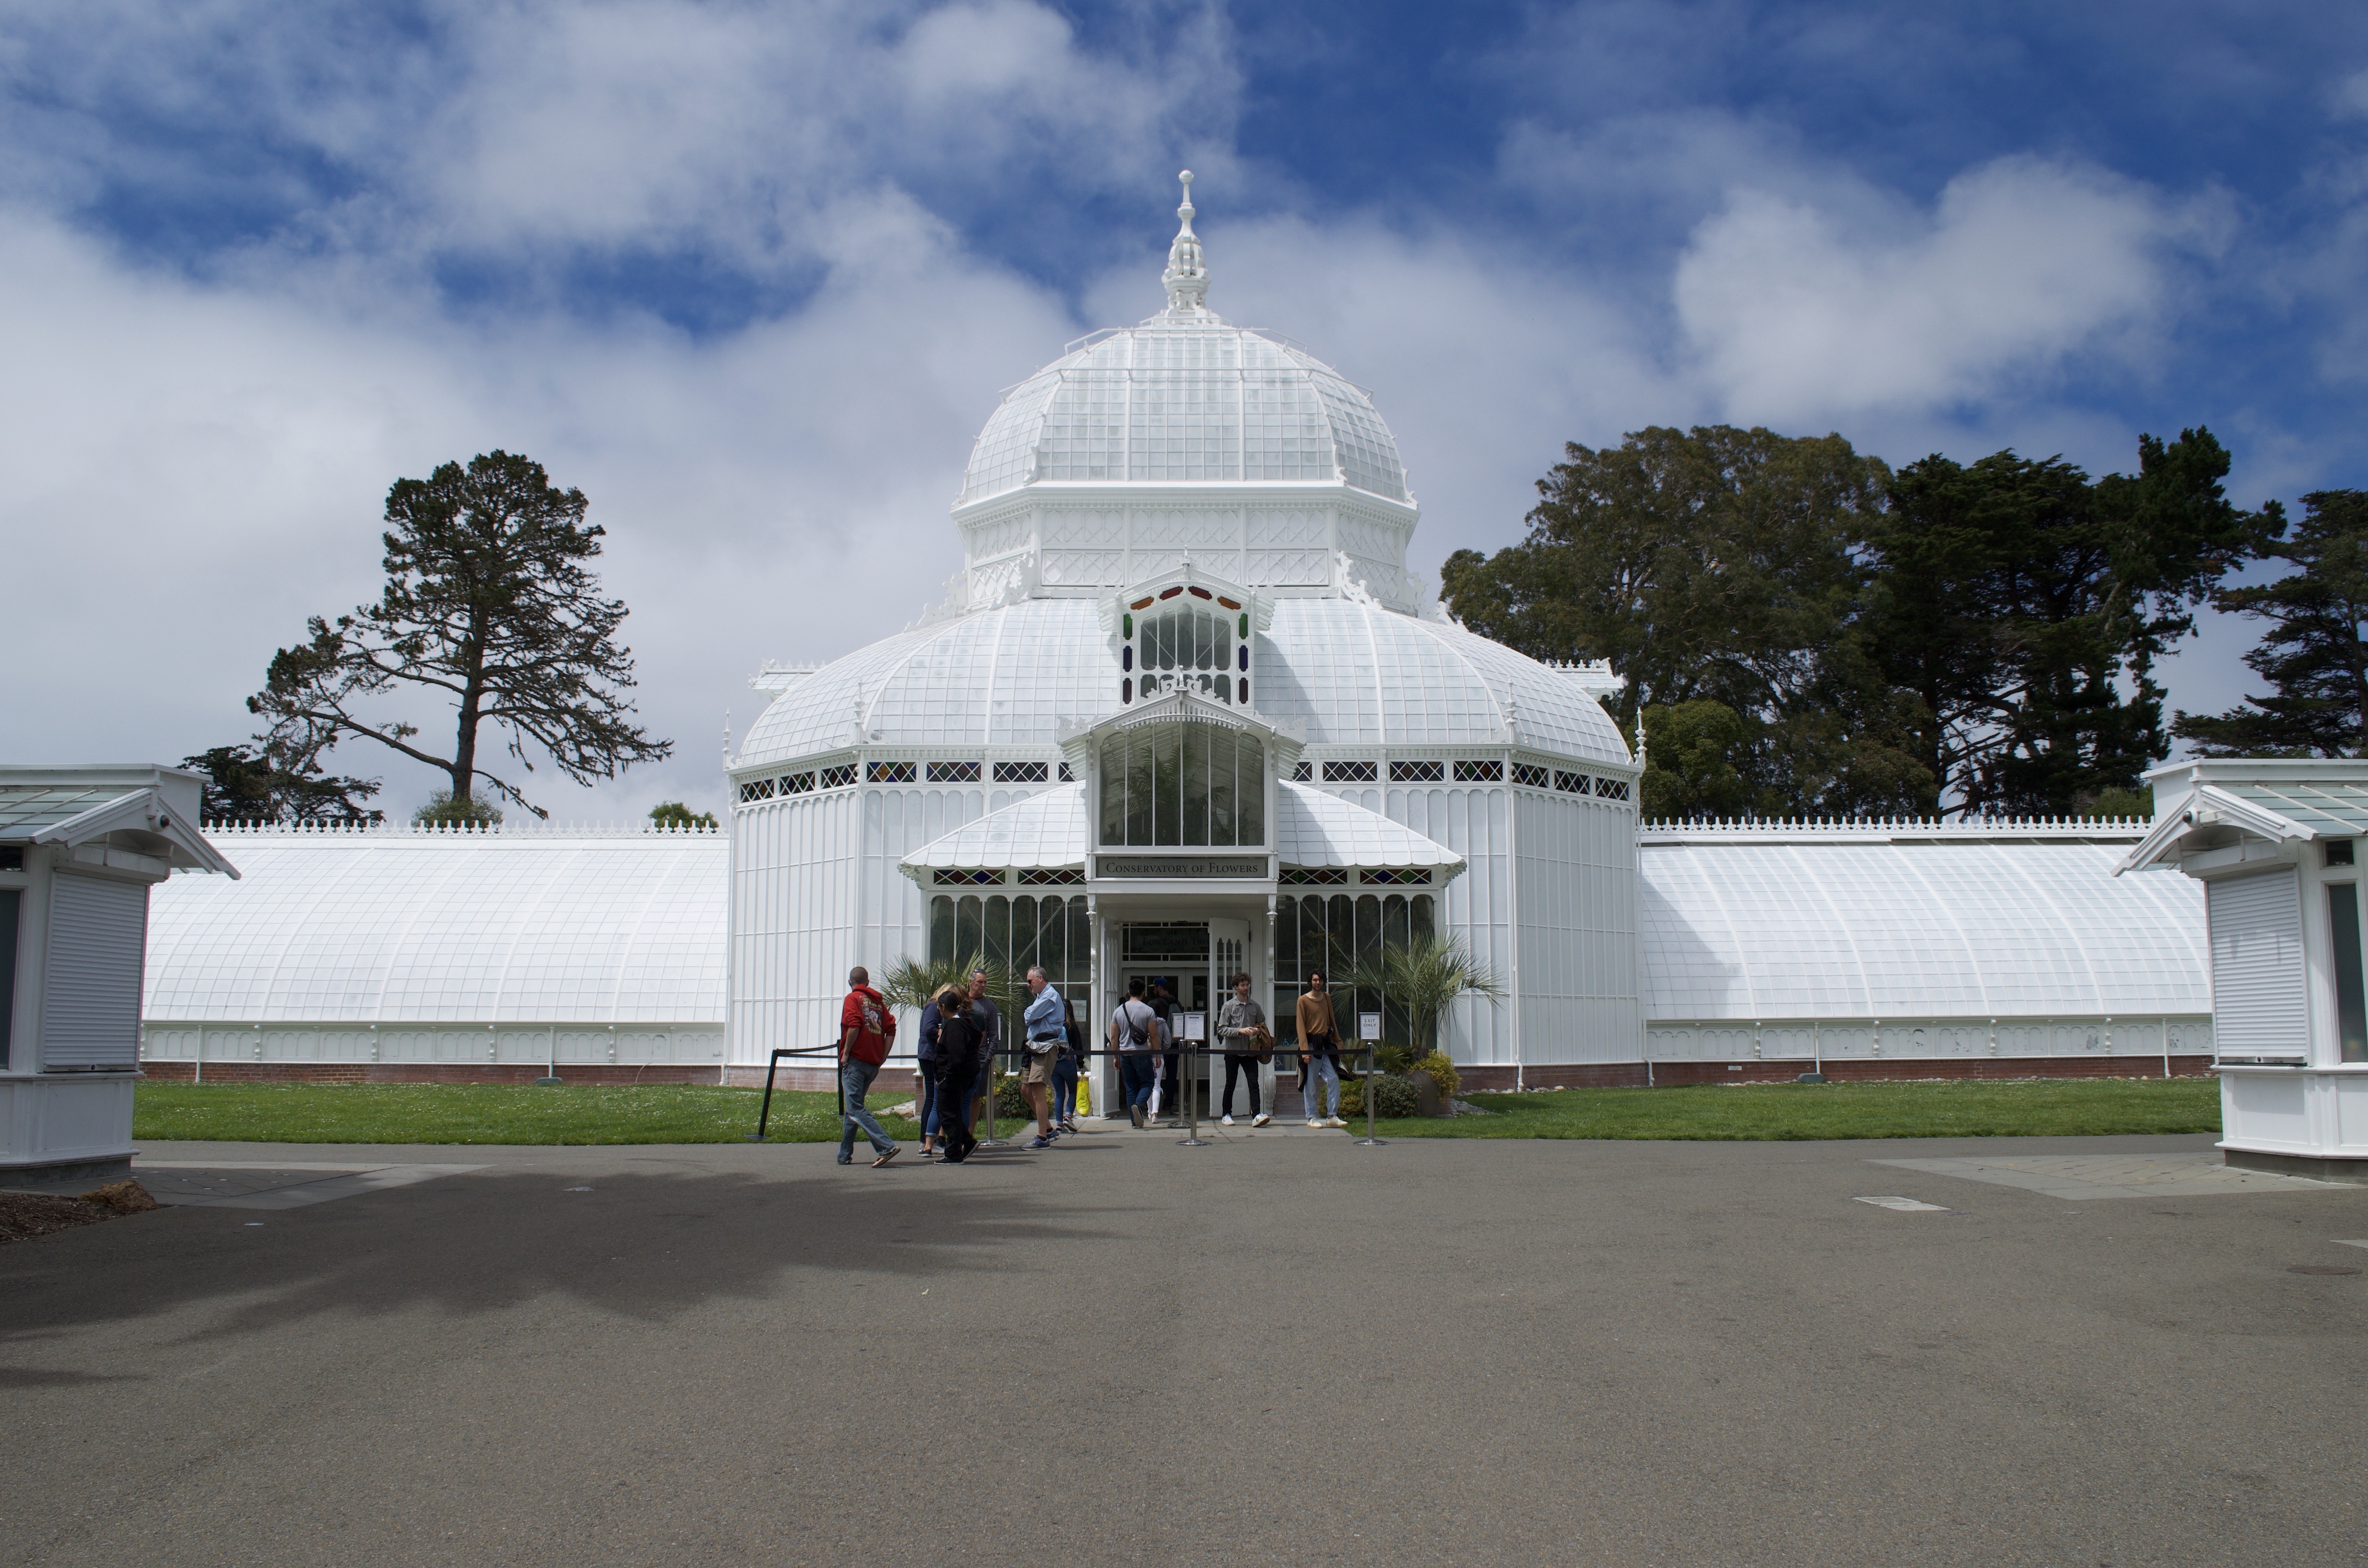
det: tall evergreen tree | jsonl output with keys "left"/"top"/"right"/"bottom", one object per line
{"left": 249, "top": 451, "right": 671, "bottom": 817}
{"left": 2174, "top": 489, "right": 2368, "bottom": 757}
{"left": 1867, "top": 429, "right": 2261, "bottom": 814}
{"left": 1442, "top": 425, "right": 1932, "bottom": 817}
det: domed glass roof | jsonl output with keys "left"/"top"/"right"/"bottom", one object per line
{"left": 960, "top": 327, "right": 1410, "bottom": 507}
{"left": 735, "top": 597, "right": 1630, "bottom": 767}
{"left": 957, "top": 172, "right": 1409, "bottom": 509}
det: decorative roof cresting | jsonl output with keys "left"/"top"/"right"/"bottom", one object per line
{"left": 1160, "top": 170, "right": 1211, "bottom": 319}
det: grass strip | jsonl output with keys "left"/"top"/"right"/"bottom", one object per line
{"left": 1376, "top": 1077, "right": 2220, "bottom": 1140}
{"left": 133, "top": 1076, "right": 2219, "bottom": 1146}
{"left": 132, "top": 1083, "right": 914, "bottom": 1146}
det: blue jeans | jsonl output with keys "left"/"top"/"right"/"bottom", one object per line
{"left": 1119, "top": 1052, "right": 1157, "bottom": 1110}
{"left": 1050, "top": 1053, "right": 1079, "bottom": 1123}
{"left": 1305, "top": 1055, "right": 1340, "bottom": 1118}
{"left": 838, "top": 1058, "right": 895, "bottom": 1159}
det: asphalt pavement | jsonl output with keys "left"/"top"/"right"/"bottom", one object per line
{"left": 4, "top": 1127, "right": 2365, "bottom": 1567}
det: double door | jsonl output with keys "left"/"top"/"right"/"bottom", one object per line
{"left": 1111, "top": 917, "right": 1260, "bottom": 1117}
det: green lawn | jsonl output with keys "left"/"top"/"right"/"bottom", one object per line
{"left": 1377, "top": 1077, "right": 2220, "bottom": 1140}
{"left": 132, "top": 1083, "right": 917, "bottom": 1146}
{"left": 132, "top": 1076, "right": 2220, "bottom": 1146}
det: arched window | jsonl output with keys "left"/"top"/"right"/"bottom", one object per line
{"left": 1135, "top": 606, "right": 1233, "bottom": 703}
{"left": 1096, "top": 722, "right": 1265, "bottom": 846}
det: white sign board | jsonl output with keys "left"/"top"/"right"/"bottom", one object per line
{"left": 1357, "top": 1011, "right": 1382, "bottom": 1040}
{"left": 1178, "top": 1011, "right": 1206, "bottom": 1041}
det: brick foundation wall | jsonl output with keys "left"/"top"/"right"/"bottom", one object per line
{"left": 1455, "top": 1054, "right": 2216, "bottom": 1091}
{"left": 139, "top": 1063, "right": 728, "bottom": 1086}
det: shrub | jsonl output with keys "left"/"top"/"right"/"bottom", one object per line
{"left": 1414, "top": 1052, "right": 1460, "bottom": 1102}
{"left": 992, "top": 1072, "right": 1028, "bottom": 1119}
{"left": 414, "top": 789, "right": 503, "bottom": 826}
{"left": 1338, "top": 1073, "right": 1417, "bottom": 1119}
{"left": 1373, "top": 1044, "right": 1416, "bottom": 1076}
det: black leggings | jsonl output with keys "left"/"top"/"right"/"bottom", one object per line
{"left": 1221, "top": 1054, "right": 1262, "bottom": 1117}
{"left": 937, "top": 1062, "right": 978, "bottom": 1161}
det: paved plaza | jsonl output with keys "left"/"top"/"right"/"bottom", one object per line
{"left": 5, "top": 1129, "right": 2367, "bottom": 1567}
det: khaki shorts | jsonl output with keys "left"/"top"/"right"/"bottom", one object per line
{"left": 1021, "top": 1051, "right": 1057, "bottom": 1086}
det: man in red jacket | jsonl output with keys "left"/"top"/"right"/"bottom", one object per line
{"left": 838, "top": 966, "right": 901, "bottom": 1167}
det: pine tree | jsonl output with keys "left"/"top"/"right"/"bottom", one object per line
{"left": 2174, "top": 490, "right": 2368, "bottom": 757}
{"left": 249, "top": 451, "right": 671, "bottom": 817}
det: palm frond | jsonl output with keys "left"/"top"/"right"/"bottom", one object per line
{"left": 1341, "top": 932, "right": 1505, "bottom": 1053}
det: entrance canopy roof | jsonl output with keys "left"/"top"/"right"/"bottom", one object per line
{"left": 897, "top": 781, "right": 1463, "bottom": 880}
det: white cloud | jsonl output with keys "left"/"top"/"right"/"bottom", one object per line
{"left": 0, "top": 196, "right": 1074, "bottom": 821}
{"left": 1673, "top": 156, "right": 2208, "bottom": 426}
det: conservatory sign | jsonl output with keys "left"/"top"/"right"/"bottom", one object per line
{"left": 1094, "top": 856, "right": 1270, "bottom": 880}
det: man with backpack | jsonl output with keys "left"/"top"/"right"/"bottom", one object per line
{"left": 1110, "top": 977, "right": 1164, "bottom": 1129}
{"left": 837, "top": 966, "right": 902, "bottom": 1167}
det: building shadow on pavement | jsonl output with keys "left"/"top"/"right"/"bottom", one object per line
{"left": 0, "top": 1166, "right": 1141, "bottom": 1347}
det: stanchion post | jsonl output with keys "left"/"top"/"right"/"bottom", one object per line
{"left": 1179, "top": 1042, "right": 1208, "bottom": 1147}
{"left": 1354, "top": 1042, "right": 1385, "bottom": 1147}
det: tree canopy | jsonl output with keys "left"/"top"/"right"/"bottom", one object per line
{"left": 1444, "top": 422, "right": 2269, "bottom": 819}
{"left": 249, "top": 451, "right": 671, "bottom": 818}
{"left": 180, "top": 743, "right": 382, "bottom": 824}
{"left": 1443, "top": 425, "right": 1931, "bottom": 818}
{"left": 1868, "top": 429, "right": 2259, "bottom": 814}
{"left": 2174, "top": 489, "right": 2368, "bottom": 757}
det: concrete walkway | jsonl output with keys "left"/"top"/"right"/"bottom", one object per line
{"left": 4, "top": 1130, "right": 2365, "bottom": 1567}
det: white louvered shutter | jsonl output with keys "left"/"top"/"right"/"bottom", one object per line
{"left": 43, "top": 873, "right": 148, "bottom": 1070}
{"left": 2208, "top": 868, "right": 2305, "bottom": 1057}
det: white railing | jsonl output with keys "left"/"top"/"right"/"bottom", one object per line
{"left": 202, "top": 820, "right": 722, "bottom": 839}
{"left": 1639, "top": 815, "right": 2153, "bottom": 842}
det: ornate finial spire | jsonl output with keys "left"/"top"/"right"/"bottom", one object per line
{"left": 1160, "top": 169, "right": 1209, "bottom": 317}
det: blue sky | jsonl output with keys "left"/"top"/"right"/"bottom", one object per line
{"left": 6, "top": 0, "right": 2365, "bottom": 818}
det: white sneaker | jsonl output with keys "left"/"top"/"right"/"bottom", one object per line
{"left": 1306, "top": 1118, "right": 1322, "bottom": 1128}
{"left": 1220, "top": 1114, "right": 1235, "bottom": 1126}
{"left": 1325, "top": 1116, "right": 1349, "bottom": 1127}
{"left": 1252, "top": 1113, "right": 1270, "bottom": 1127}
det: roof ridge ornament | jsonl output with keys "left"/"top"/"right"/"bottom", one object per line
{"left": 1160, "top": 169, "right": 1212, "bottom": 319}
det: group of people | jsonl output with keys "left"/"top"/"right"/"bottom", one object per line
{"left": 834, "top": 964, "right": 1358, "bottom": 1164}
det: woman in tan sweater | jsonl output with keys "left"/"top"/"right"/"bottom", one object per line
{"left": 1295, "top": 970, "right": 1345, "bottom": 1127}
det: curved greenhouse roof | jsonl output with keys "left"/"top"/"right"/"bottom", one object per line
{"left": 736, "top": 597, "right": 1630, "bottom": 768}
{"left": 1640, "top": 835, "right": 2208, "bottom": 1021}
{"left": 147, "top": 827, "right": 727, "bottom": 1024}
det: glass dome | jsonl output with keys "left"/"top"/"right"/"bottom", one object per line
{"left": 959, "top": 324, "right": 1410, "bottom": 507}
{"left": 957, "top": 171, "right": 1409, "bottom": 510}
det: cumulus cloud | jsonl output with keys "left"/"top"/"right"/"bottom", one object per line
{"left": 0, "top": 192, "right": 1073, "bottom": 821}
{"left": 1672, "top": 156, "right": 2210, "bottom": 426}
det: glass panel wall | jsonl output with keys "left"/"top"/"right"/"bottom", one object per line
{"left": 927, "top": 894, "right": 1092, "bottom": 991}
{"left": 1272, "top": 892, "right": 1436, "bottom": 1050}
{"left": 1098, "top": 723, "right": 1266, "bottom": 846}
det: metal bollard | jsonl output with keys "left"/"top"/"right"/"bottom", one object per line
{"left": 1353, "top": 1044, "right": 1385, "bottom": 1147}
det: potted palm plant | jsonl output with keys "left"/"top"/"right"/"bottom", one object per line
{"left": 1343, "top": 933, "right": 1504, "bottom": 1115}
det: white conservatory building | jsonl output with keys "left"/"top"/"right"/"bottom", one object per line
{"left": 137, "top": 178, "right": 2217, "bottom": 1100}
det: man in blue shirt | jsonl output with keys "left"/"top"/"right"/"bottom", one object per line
{"left": 1020, "top": 965, "right": 1065, "bottom": 1150}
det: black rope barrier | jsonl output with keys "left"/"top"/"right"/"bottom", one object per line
{"left": 749, "top": 1039, "right": 1391, "bottom": 1147}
